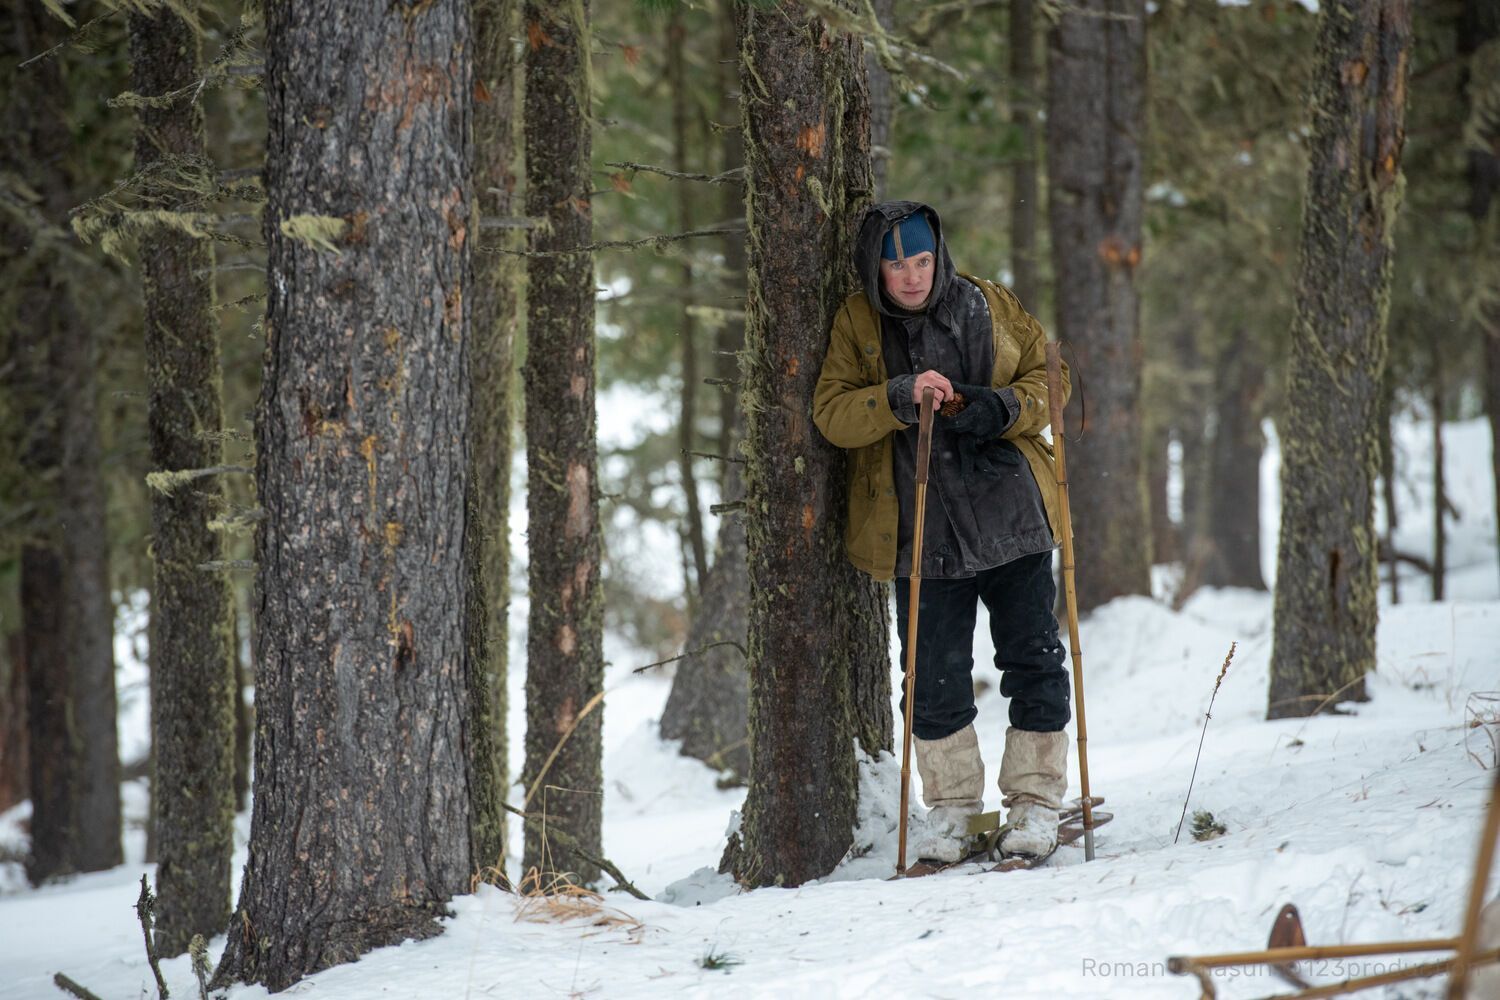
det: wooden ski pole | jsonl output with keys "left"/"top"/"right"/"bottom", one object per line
{"left": 1045, "top": 343, "right": 1095, "bottom": 862}
{"left": 896, "top": 386, "right": 937, "bottom": 877}
{"left": 1449, "top": 763, "right": 1500, "bottom": 998}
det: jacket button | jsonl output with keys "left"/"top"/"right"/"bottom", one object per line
{"left": 864, "top": 344, "right": 876, "bottom": 355}
{"left": 866, "top": 397, "right": 876, "bottom": 408}
{"left": 881, "top": 533, "right": 892, "bottom": 542}
{"left": 885, "top": 487, "right": 894, "bottom": 496}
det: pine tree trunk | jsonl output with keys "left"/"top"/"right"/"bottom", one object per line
{"left": 715, "top": 0, "right": 746, "bottom": 476}
{"left": 469, "top": 0, "right": 521, "bottom": 879}
{"left": 1460, "top": 0, "right": 1500, "bottom": 595}
{"left": 0, "top": 634, "right": 25, "bottom": 814}
{"left": 660, "top": 428, "right": 750, "bottom": 781}
{"left": 1267, "top": 0, "right": 1410, "bottom": 720}
{"left": 215, "top": 1, "right": 475, "bottom": 989}
{"left": 1045, "top": 0, "right": 1151, "bottom": 612}
{"left": 660, "top": 0, "right": 755, "bottom": 781}
{"left": 1009, "top": 0, "right": 1040, "bottom": 308}
{"left": 1199, "top": 329, "right": 1267, "bottom": 591}
{"left": 670, "top": 10, "right": 709, "bottom": 604}
{"left": 1379, "top": 372, "right": 1399, "bottom": 604}
{"left": 129, "top": 0, "right": 237, "bottom": 956}
{"left": 3, "top": 0, "right": 122, "bottom": 884}
{"left": 866, "top": 0, "right": 895, "bottom": 201}
{"left": 1431, "top": 356, "right": 1446, "bottom": 601}
{"left": 719, "top": 0, "right": 891, "bottom": 890}
{"left": 521, "top": 0, "right": 604, "bottom": 884}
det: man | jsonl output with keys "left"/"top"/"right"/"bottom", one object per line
{"left": 812, "top": 201, "right": 1072, "bottom": 863}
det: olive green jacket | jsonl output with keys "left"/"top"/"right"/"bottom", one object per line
{"left": 811, "top": 274, "right": 1071, "bottom": 581}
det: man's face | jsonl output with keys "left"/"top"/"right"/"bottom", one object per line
{"left": 879, "top": 251, "right": 935, "bottom": 310}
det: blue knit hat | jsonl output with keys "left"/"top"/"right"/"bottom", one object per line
{"left": 881, "top": 213, "right": 936, "bottom": 261}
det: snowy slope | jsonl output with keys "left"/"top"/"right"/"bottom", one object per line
{"left": 0, "top": 417, "right": 1496, "bottom": 1000}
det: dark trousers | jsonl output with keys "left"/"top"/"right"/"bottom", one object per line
{"left": 894, "top": 550, "right": 1071, "bottom": 740}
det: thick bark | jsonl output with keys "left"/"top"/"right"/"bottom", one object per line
{"left": 1009, "top": 0, "right": 1040, "bottom": 307}
{"left": 469, "top": 0, "right": 520, "bottom": 879}
{"left": 720, "top": 1, "right": 891, "bottom": 890}
{"left": 215, "top": 1, "right": 475, "bottom": 990}
{"left": 1046, "top": 0, "right": 1152, "bottom": 612}
{"left": 670, "top": 10, "right": 710, "bottom": 603}
{"left": 3, "top": 1, "right": 122, "bottom": 884}
{"left": 1267, "top": 0, "right": 1410, "bottom": 720}
{"left": 129, "top": 1, "right": 238, "bottom": 956}
{"left": 1196, "top": 330, "right": 1267, "bottom": 591}
{"left": 521, "top": 0, "right": 604, "bottom": 884}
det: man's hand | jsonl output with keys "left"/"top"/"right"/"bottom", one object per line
{"left": 946, "top": 382, "right": 1012, "bottom": 438}
{"left": 911, "top": 370, "right": 953, "bottom": 411}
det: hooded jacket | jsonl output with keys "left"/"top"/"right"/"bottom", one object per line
{"left": 812, "top": 201, "right": 1071, "bottom": 581}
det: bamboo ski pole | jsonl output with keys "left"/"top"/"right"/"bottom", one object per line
{"left": 896, "top": 386, "right": 937, "bottom": 877}
{"left": 1449, "top": 764, "right": 1500, "bottom": 998}
{"left": 1044, "top": 343, "right": 1095, "bottom": 862}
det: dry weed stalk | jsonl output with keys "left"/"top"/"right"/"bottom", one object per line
{"left": 1175, "top": 642, "right": 1236, "bottom": 845}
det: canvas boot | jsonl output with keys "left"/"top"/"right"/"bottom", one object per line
{"left": 997, "top": 727, "right": 1069, "bottom": 857}
{"left": 909, "top": 723, "right": 985, "bottom": 862}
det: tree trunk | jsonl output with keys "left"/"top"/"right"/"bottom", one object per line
{"left": 1198, "top": 329, "right": 1267, "bottom": 591}
{"left": 1431, "top": 351, "right": 1446, "bottom": 601}
{"left": 719, "top": 0, "right": 892, "bottom": 890}
{"left": 1146, "top": 423, "right": 1175, "bottom": 567}
{"left": 3, "top": 0, "right": 122, "bottom": 884}
{"left": 1045, "top": 0, "right": 1152, "bottom": 612}
{"left": 129, "top": 0, "right": 237, "bottom": 956}
{"left": 867, "top": 0, "right": 896, "bottom": 202}
{"left": 660, "top": 424, "right": 750, "bottom": 781}
{"left": 1009, "top": 0, "right": 1040, "bottom": 308}
{"left": 0, "top": 633, "right": 25, "bottom": 814}
{"left": 1267, "top": 0, "right": 1410, "bottom": 720}
{"left": 214, "top": 1, "right": 475, "bottom": 989}
{"left": 469, "top": 0, "right": 521, "bottom": 879}
{"left": 521, "top": 0, "right": 604, "bottom": 885}
{"left": 1460, "top": 0, "right": 1500, "bottom": 595}
{"left": 715, "top": 0, "right": 747, "bottom": 478}
{"left": 661, "top": 0, "right": 755, "bottom": 782}
{"left": 1380, "top": 371, "right": 1399, "bottom": 604}
{"left": 670, "top": 9, "right": 709, "bottom": 604}
{"left": 233, "top": 619, "right": 251, "bottom": 814}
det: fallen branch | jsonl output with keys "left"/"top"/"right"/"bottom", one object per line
{"left": 52, "top": 973, "right": 103, "bottom": 1000}
{"left": 631, "top": 640, "right": 747, "bottom": 675}
{"left": 135, "top": 875, "right": 170, "bottom": 999}
{"left": 501, "top": 803, "right": 649, "bottom": 901}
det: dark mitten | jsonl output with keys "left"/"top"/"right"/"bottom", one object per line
{"left": 946, "top": 383, "right": 1010, "bottom": 438}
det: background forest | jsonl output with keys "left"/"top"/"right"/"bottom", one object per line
{"left": 2, "top": 0, "right": 1500, "bottom": 996}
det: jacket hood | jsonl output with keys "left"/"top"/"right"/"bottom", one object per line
{"left": 852, "top": 200, "right": 957, "bottom": 318}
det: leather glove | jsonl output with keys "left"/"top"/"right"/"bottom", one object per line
{"left": 945, "top": 383, "right": 1013, "bottom": 439}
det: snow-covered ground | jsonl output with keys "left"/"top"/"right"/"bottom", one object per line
{"left": 1, "top": 417, "right": 1497, "bottom": 1000}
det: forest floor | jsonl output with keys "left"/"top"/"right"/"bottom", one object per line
{"left": 1, "top": 417, "right": 1497, "bottom": 1000}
